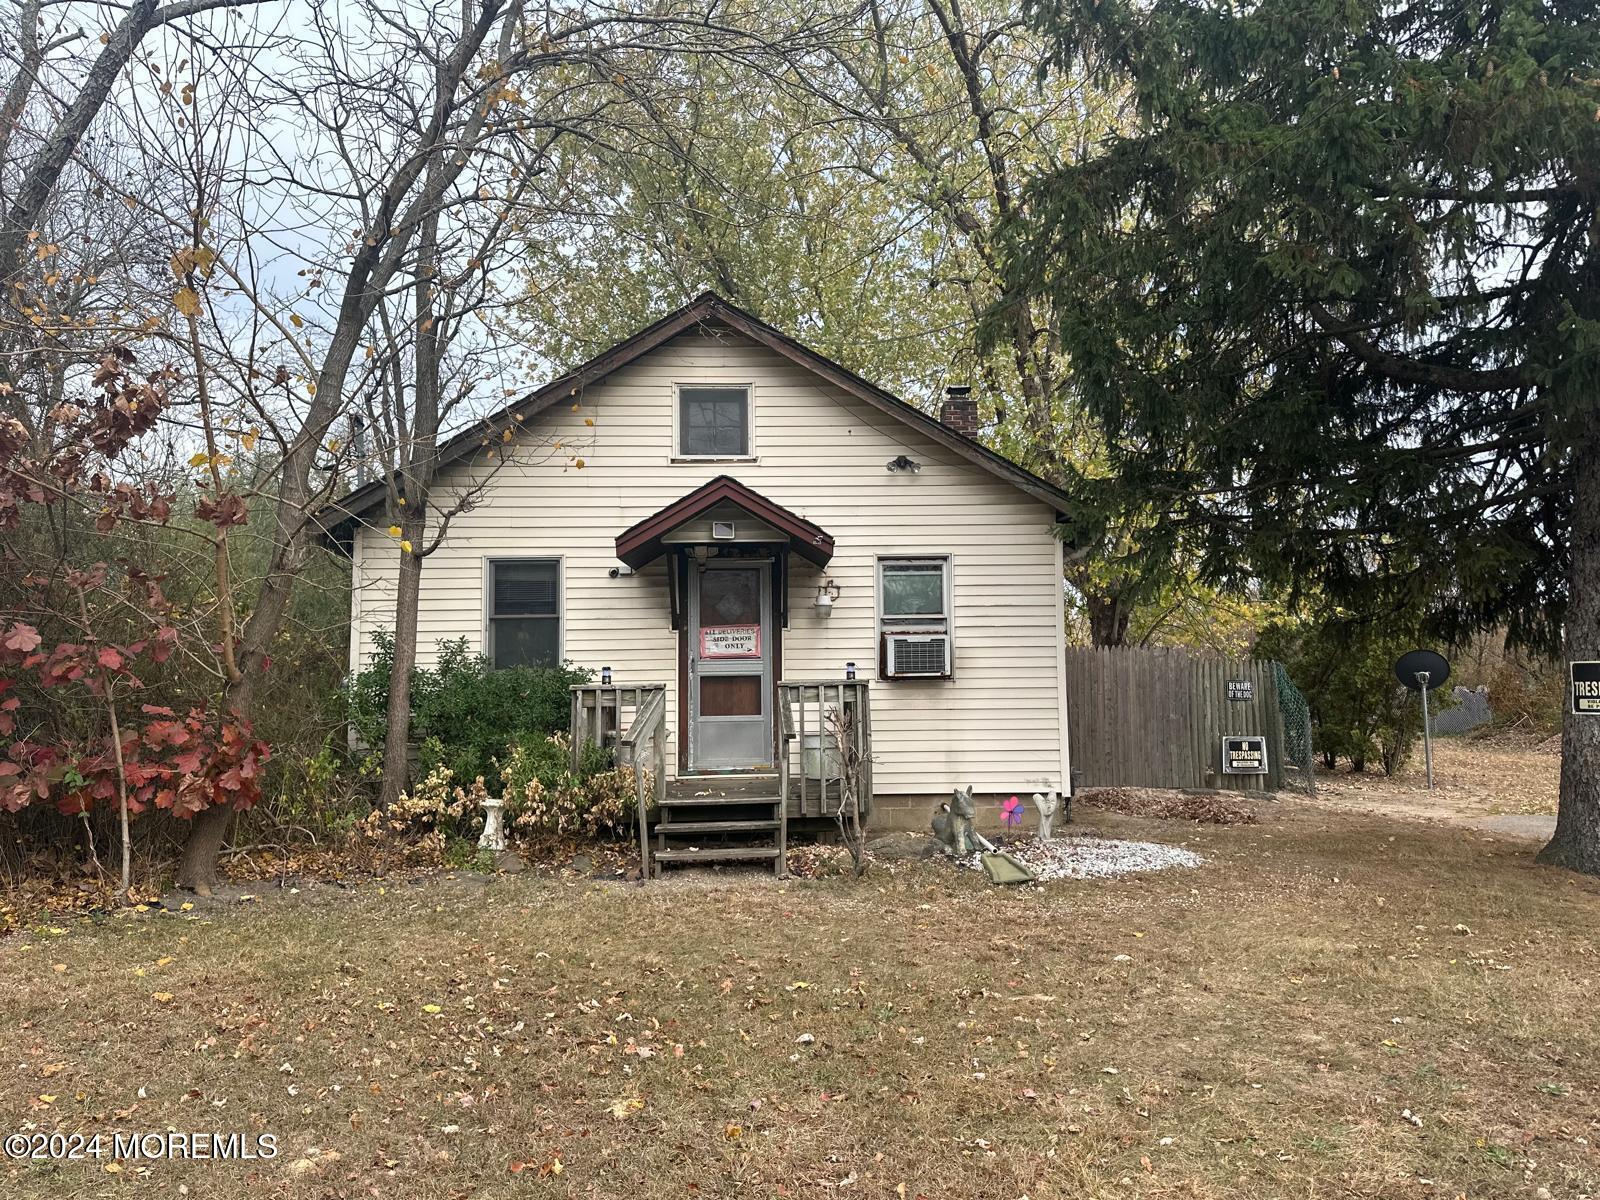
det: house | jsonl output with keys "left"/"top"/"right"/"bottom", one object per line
{"left": 325, "top": 293, "right": 1073, "bottom": 873}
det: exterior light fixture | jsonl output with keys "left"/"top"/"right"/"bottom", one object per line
{"left": 887, "top": 454, "right": 921, "bottom": 472}
{"left": 815, "top": 580, "right": 841, "bottom": 613}
{"left": 845, "top": 661, "right": 857, "bottom": 681}
{"left": 601, "top": 666, "right": 613, "bottom": 685}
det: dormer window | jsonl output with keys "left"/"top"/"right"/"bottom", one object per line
{"left": 676, "top": 384, "right": 752, "bottom": 459}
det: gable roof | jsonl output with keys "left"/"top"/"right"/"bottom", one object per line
{"left": 320, "top": 291, "right": 1070, "bottom": 538}
{"left": 615, "top": 475, "right": 835, "bottom": 570}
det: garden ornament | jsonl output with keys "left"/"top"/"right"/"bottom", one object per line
{"left": 478, "top": 794, "right": 507, "bottom": 853}
{"left": 931, "top": 785, "right": 977, "bottom": 856}
{"left": 1032, "top": 791, "right": 1062, "bottom": 839}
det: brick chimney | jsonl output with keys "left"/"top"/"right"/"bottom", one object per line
{"left": 939, "top": 384, "right": 978, "bottom": 437}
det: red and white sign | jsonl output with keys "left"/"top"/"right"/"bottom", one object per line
{"left": 700, "top": 624, "right": 761, "bottom": 659}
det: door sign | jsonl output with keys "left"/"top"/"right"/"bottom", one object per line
{"left": 699, "top": 624, "right": 762, "bottom": 659}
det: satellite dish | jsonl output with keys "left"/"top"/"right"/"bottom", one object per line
{"left": 1395, "top": 649, "right": 1450, "bottom": 691}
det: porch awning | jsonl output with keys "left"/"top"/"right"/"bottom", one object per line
{"left": 614, "top": 475, "right": 834, "bottom": 570}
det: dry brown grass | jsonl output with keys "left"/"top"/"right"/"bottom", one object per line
{"left": 4, "top": 802, "right": 1600, "bottom": 1199}
{"left": 1317, "top": 733, "right": 1561, "bottom": 821}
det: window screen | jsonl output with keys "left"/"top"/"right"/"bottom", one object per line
{"left": 489, "top": 560, "right": 559, "bottom": 669}
{"left": 679, "top": 386, "right": 750, "bottom": 457}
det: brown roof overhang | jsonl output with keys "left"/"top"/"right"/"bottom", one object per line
{"left": 614, "top": 475, "right": 834, "bottom": 570}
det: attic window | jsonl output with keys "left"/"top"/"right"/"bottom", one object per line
{"left": 677, "top": 385, "right": 751, "bottom": 459}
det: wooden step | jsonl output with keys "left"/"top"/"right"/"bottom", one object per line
{"left": 667, "top": 776, "right": 779, "bottom": 799}
{"left": 654, "top": 846, "right": 781, "bottom": 864}
{"left": 661, "top": 795, "right": 779, "bottom": 808}
{"left": 657, "top": 818, "right": 779, "bottom": 834}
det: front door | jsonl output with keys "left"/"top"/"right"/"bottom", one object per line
{"left": 687, "top": 559, "right": 774, "bottom": 771}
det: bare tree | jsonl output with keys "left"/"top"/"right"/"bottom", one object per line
{"left": 276, "top": 1, "right": 853, "bottom": 811}
{"left": 97, "top": 0, "right": 843, "bottom": 890}
{"left": 798, "top": 1, "right": 1157, "bottom": 643}
{"left": 1, "top": 0, "right": 264, "bottom": 288}
{"left": 3, "top": 0, "right": 855, "bottom": 890}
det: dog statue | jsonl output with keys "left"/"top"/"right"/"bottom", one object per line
{"left": 931, "top": 785, "right": 977, "bottom": 856}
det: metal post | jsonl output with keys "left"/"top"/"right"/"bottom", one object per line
{"left": 1415, "top": 670, "right": 1434, "bottom": 790}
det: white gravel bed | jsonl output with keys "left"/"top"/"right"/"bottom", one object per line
{"left": 964, "top": 835, "right": 1203, "bottom": 881}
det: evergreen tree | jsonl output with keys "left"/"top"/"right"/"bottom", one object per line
{"left": 1002, "top": 0, "right": 1600, "bottom": 868}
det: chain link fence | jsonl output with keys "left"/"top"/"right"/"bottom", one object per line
{"left": 1272, "top": 660, "right": 1316, "bottom": 793}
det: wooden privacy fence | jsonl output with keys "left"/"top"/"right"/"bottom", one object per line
{"left": 1065, "top": 647, "right": 1309, "bottom": 792}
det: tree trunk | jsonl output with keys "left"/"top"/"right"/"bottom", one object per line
{"left": 175, "top": 663, "right": 259, "bottom": 894}
{"left": 0, "top": 0, "right": 159, "bottom": 280}
{"left": 175, "top": 803, "right": 232, "bottom": 895}
{"left": 1539, "top": 440, "right": 1600, "bottom": 874}
{"left": 1086, "top": 589, "right": 1131, "bottom": 647}
{"left": 375, "top": 200, "right": 443, "bottom": 810}
{"left": 377, "top": 519, "right": 424, "bottom": 809}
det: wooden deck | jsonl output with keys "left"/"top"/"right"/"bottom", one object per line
{"left": 572, "top": 679, "right": 871, "bottom": 880}
{"left": 666, "top": 775, "right": 781, "bottom": 803}
{"left": 669, "top": 774, "right": 851, "bottom": 813}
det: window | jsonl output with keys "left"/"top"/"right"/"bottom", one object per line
{"left": 488, "top": 559, "right": 560, "bottom": 669}
{"left": 878, "top": 557, "right": 953, "bottom": 679}
{"left": 677, "top": 385, "right": 751, "bottom": 458}
{"left": 879, "top": 557, "right": 950, "bottom": 626}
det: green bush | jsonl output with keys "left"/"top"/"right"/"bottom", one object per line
{"left": 1259, "top": 614, "right": 1451, "bottom": 776}
{"left": 345, "top": 634, "right": 592, "bottom": 782}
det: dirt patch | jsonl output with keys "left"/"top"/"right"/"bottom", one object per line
{"left": 1311, "top": 733, "right": 1560, "bottom": 837}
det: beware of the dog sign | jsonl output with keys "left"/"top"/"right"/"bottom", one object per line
{"left": 1221, "top": 735, "right": 1268, "bottom": 775}
{"left": 1571, "top": 661, "right": 1600, "bottom": 715}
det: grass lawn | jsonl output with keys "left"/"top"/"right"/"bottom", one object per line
{"left": 4, "top": 803, "right": 1599, "bottom": 1199}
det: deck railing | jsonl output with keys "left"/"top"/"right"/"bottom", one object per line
{"left": 570, "top": 684, "right": 668, "bottom": 880}
{"left": 777, "top": 680, "right": 872, "bottom": 821}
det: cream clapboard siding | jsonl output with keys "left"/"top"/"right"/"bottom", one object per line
{"left": 350, "top": 331, "right": 1069, "bottom": 796}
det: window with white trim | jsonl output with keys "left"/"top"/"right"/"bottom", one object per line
{"left": 676, "top": 385, "right": 751, "bottom": 458}
{"left": 488, "top": 559, "right": 560, "bottom": 669}
{"left": 878, "top": 556, "right": 953, "bottom": 678}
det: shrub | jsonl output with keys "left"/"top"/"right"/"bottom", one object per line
{"left": 265, "top": 742, "right": 379, "bottom": 842}
{"left": 348, "top": 765, "right": 488, "bottom": 871}
{"left": 345, "top": 634, "right": 592, "bottom": 783}
{"left": 500, "top": 732, "right": 643, "bottom": 841}
{"left": 1482, "top": 656, "right": 1564, "bottom": 736}
{"left": 1259, "top": 613, "right": 1449, "bottom": 776}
